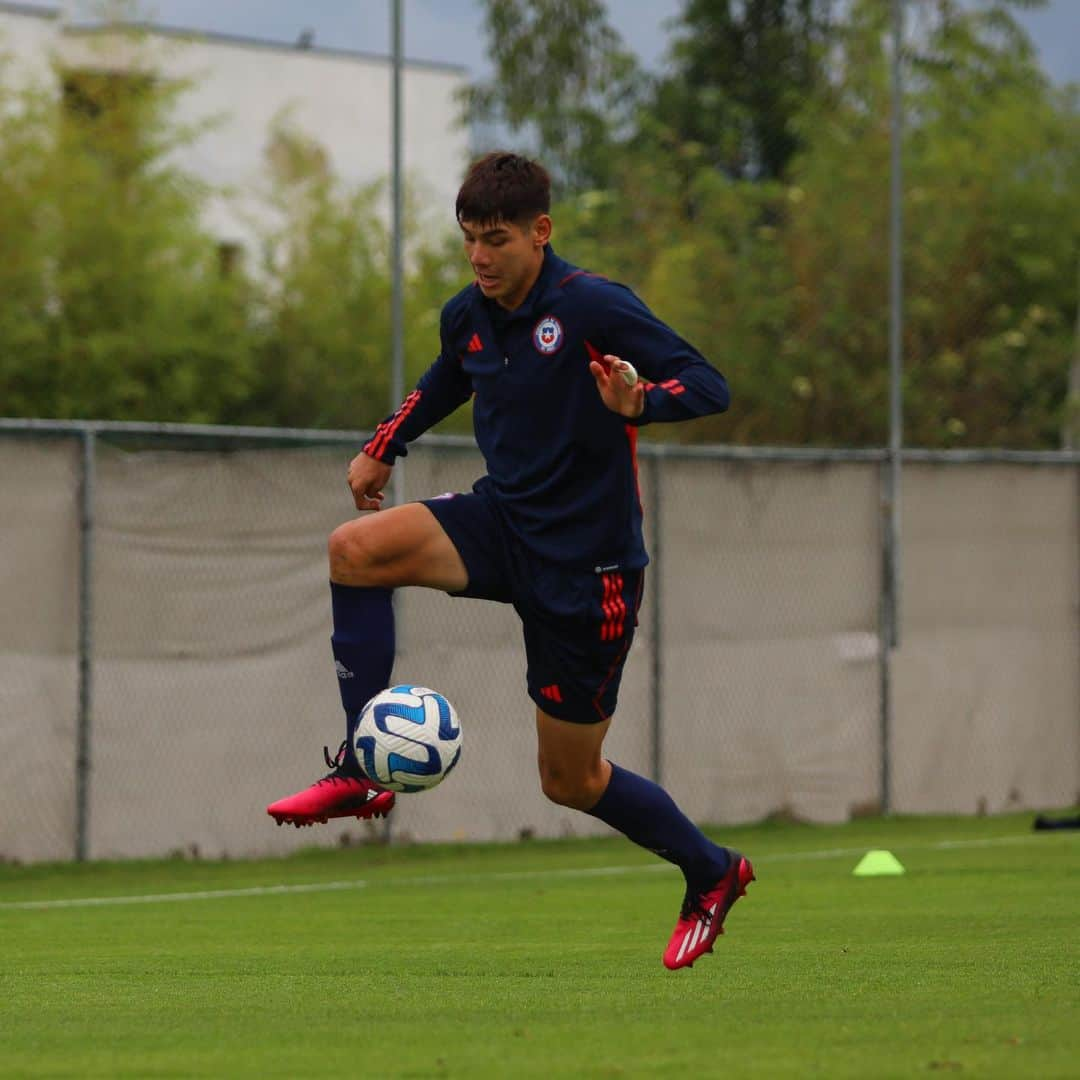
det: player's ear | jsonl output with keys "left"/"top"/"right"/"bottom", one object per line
{"left": 532, "top": 213, "right": 552, "bottom": 247}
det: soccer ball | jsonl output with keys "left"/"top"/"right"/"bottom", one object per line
{"left": 354, "top": 685, "right": 462, "bottom": 793}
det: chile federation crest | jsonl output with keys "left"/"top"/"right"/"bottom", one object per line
{"left": 533, "top": 315, "right": 564, "bottom": 355}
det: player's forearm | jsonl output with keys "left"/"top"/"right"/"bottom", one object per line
{"left": 363, "top": 361, "right": 471, "bottom": 463}
{"left": 628, "top": 362, "right": 730, "bottom": 426}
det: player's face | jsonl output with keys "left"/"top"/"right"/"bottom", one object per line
{"left": 459, "top": 215, "right": 550, "bottom": 311}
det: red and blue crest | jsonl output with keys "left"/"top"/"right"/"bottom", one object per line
{"left": 533, "top": 315, "right": 564, "bottom": 355}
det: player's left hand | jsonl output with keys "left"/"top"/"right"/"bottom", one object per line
{"left": 590, "top": 354, "right": 645, "bottom": 419}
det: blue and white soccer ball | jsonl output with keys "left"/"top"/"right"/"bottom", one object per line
{"left": 354, "top": 685, "right": 462, "bottom": 794}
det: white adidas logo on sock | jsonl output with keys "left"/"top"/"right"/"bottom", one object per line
{"left": 335, "top": 661, "right": 354, "bottom": 679}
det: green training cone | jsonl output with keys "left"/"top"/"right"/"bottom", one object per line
{"left": 852, "top": 849, "right": 905, "bottom": 876}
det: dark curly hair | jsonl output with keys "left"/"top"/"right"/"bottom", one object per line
{"left": 455, "top": 152, "right": 551, "bottom": 227}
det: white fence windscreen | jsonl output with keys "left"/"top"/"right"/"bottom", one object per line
{"left": 0, "top": 433, "right": 1076, "bottom": 861}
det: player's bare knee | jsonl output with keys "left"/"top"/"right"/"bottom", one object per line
{"left": 328, "top": 521, "right": 383, "bottom": 585}
{"left": 539, "top": 764, "right": 601, "bottom": 811}
{"left": 538, "top": 771, "right": 575, "bottom": 807}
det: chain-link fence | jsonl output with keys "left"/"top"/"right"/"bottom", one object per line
{"left": 1, "top": 421, "right": 1077, "bottom": 863}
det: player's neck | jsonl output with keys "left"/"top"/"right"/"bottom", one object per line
{"left": 496, "top": 253, "right": 545, "bottom": 312}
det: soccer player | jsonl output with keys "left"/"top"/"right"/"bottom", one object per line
{"left": 267, "top": 152, "right": 753, "bottom": 970}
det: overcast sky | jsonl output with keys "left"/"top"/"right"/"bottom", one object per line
{"left": 14, "top": 0, "right": 1079, "bottom": 84}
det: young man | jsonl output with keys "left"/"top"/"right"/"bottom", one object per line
{"left": 268, "top": 152, "right": 753, "bottom": 970}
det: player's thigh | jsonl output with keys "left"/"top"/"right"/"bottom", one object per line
{"left": 520, "top": 565, "right": 644, "bottom": 723}
{"left": 328, "top": 502, "right": 468, "bottom": 591}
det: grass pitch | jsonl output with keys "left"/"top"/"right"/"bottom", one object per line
{"left": 1, "top": 813, "right": 1076, "bottom": 1078}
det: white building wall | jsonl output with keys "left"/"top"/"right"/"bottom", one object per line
{"left": 0, "top": 5, "right": 469, "bottom": 245}
{"left": 0, "top": 4, "right": 62, "bottom": 89}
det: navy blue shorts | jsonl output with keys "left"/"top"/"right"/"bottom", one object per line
{"left": 421, "top": 484, "right": 644, "bottom": 724}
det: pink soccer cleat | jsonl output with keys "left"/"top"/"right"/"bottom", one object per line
{"left": 267, "top": 741, "right": 395, "bottom": 828}
{"left": 663, "top": 852, "right": 755, "bottom": 970}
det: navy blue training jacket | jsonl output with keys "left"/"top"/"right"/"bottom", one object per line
{"left": 363, "top": 245, "right": 729, "bottom": 570}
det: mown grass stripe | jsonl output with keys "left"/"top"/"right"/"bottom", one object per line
{"left": 0, "top": 831, "right": 1052, "bottom": 912}
{"left": 1, "top": 879, "right": 367, "bottom": 910}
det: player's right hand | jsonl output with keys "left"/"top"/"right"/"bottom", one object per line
{"left": 347, "top": 451, "right": 392, "bottom": 511}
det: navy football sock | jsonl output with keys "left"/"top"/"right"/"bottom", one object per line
{"left": 587, "top": 762, "right": 730, "bottom": 889}
{"left": 329, "top": 582, "right": 395, "bottom": 746}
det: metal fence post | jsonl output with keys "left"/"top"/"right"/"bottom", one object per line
{"left": 75, "top": 427, "right": 96, "bottom": 861}
{"left": 648, "top": 452, "right": 663, "bottom": 786}
{"left": 878, "top": 459, "right": 894, "bottom": 816}
{"left": 878, "top": 0, "right": 905, "bottom": 817}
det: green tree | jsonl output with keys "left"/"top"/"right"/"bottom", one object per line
{"left": 464, "top": 0, "right": 642, "bottom": 192}
{"left": 0, "top": 31, "right": 467, "bottom": 433}
{"left": 556, "top": 0, "right": 1077, "bottom": 449}
{"left": 237, "top": 120, "right": 471, "bottom": 433}
{"left": 649, "top": 0, "right": 834, "bottom": 181}
{"left": 0, "top": 64, "right": 56, "bottom": 415}
{"left": 899, "top": 0, "right": 1079, "bottom": 447}
{"left": 771, "top": 0, "right": 1078, "bottom": 447}
{"left": 5, "top": 1, "right": 1072, "bottom": 449}
{"left": 0, "top": 37, "right": 254, "bottom": 422}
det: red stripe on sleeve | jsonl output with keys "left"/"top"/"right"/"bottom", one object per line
{"left": 659, "top": 379, "right": 685, "bottom": 395}
{"left": 365, "top": 390, "right": 422, "bottom": 461}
